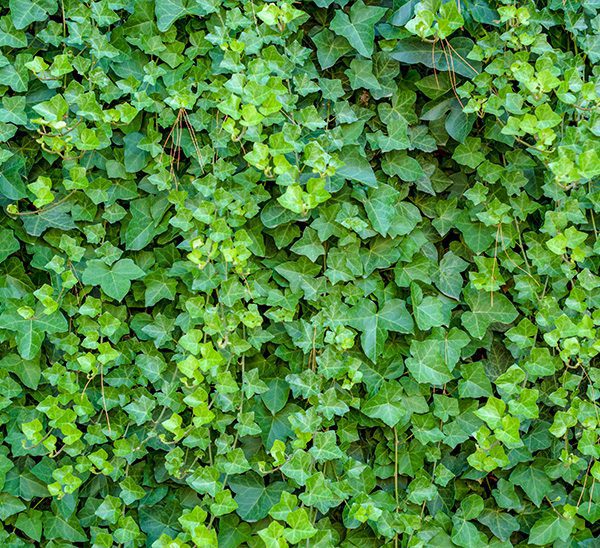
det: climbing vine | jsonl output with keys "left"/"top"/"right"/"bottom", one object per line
{"left": 0, "top": 0, "right": 599, "bottom": 546}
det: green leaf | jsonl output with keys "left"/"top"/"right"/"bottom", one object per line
{"left": 144, "top": 271, "right": 177, "bottom": 307}
{"left": 346, "top": 299, "right": 413, "bottom": 362}
{"left": 122, "top": 196, "right": 169, "bottom": 251}
{"left": 451, "top": 515, "right": 486, "bottom": 547}
{"left": 528, "top": 512, "right": 574, "bottom": 545}
{"left": 312, "top": 29, "right": 352, "bottom": 70}
{"left": 290, "top": 228, "right": 325, "bottom": 261}
{"left": 453, "top": 137, "right": 486, "bottom": 169}
{"left": 0, "top": 228, "right": 20, "bottom": 262}
{"left": 405, "top": 337, "right": 453, "bottom": 385}
{"left": 281, "top": 450, "right": 313, "bottom": 486}
{"left": 391, "top": 37, "right": 481, "bottom": 77}
{"left": 0, "top": 353, "right": 41, "bottom": 389}
{"left": 461, "top": 289, "right": 518, "bottom": 339}
{"left": 413, "top": 293, "right": 453, "bottom": 331}
{"left": 458, "top": 362, "right": 492, "bottom": 398}
{"left": 119, "top": 477, "right": 146, "bottom": 505}
{"left": 0, "top": 492, "right": 25, "bottom": 520}
{"left": 155, "top": 0, "right": 210, "bottom": 32}
{"left": 9, "top": 0, "right": 57, "bottom": 30}
{"left": 299, "top": 472, "right": 343, "bottom": 513}
{"left": 44, "top": 514, "right": 88, "bottom": 543}
{"left": 346, "top": 58, "right": 381, "bottom": 91}
{"left": 330, "top": 1, "right": 387, "bottom": 58}
{"left": 210, "top": 489, "right": 238, "bottom": 517}
{"left": 364, "top": 183, "right": 400, "bottom": 236}
{"left": 337, "top": 146, "right": 378, "bottom": 186}
{"left": 309, "top": 431, "right": 344, "bottom": 462}
{"left": 229, "top": 473, "right": 286, "bottom": 522}
{"left": 14, "top": 509, "right": 43, "bottom": 542}
{"left": 384, "top": 152, "right": 424, "bottom": 181}
{"left": 82, "top": 258, "right": 145, "bottom": 301}
{"left": 477, "top": 509, "right": 519, "bottom": 542}
{"left": 139, "top": 502, "right": 181, "bottom": 546}
{"left": 510, "top": 465, "right": 551, "bottom": 507}
{"left": 284, "top": 508, "right": 318, "bottom": 544}
{"left": 362, "top": 381, "right": 407, "bottom": 427}
{"left": 0, "top": 306, "right": 68, "bottom": 360}
{"left": 435, "top": 251, "right": 468, "bottom": 299}
{"left": 379, "top": 299, "right": 414, "bottom": 333}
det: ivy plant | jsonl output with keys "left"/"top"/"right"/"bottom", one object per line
{"left": 0, "top": 0, "right": 599, "bottom": 547}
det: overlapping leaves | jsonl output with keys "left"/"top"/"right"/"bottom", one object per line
{"left": 0, "top": 0, "right": 598, "bottom": 547}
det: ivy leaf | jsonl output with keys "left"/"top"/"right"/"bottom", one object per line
{"left": 144, "top": 271, "right": 177, "bottom": 307}
{"left": 364, "top": 183, "right": 400, "bottom": 236}
{"left": 0, "top": 306, "right": 68, "bottom": 360}
{"left": 0, "top": 228, "right": 20, "bottom": 262}
{"left": 528, "top": 512, "right": 574, "bottom": 545}
{"left": 299, "top": 472, "right": 344, "bottom": 513}
{"left": 435, "top": 251, "right": 468, "bottom": 299}
{"left": 391, "top": 37, "right": 481, "bottom": 77}
{"left": 405, "top": 337, "right": 453, "bottom": 385}
{"left": 283, "top": 508, "right": 318, "bottom": 544}
{"left": 122, "top": 196, "right": 169, "bottom": 251}
{"left": 453, "top": 137, "right": 486, "bottom": 169}
{"left": 361, "top": 381, "right": 407, "bottom": 427}
{"left": 155, "top": 0, "right": 211, "bottom": 32}
{"left": 139, "top": 503, "right": 181, "bottom": 546}
{"left": 290, "top": 228, "right": 325, "bottom": 261}
{"left": 382, "top": 152, "right": 424, "bottom": 181}
{"left": 337, "top": 146, "right": 378, "bottom": 186}
{"left": 510, "top": 465, "right": 551, "bottom": 507}
{"left": 451, "top": 515, "right": 486, "bottom": 547}
{"left": 0, "top": 493, "right": 25, "bottom": 520}
{"left": 274, "top": 257, "right": 321, "bottom": 300}
{"left": 9, "top": 0, "right": 57, "bottom": 30}
{"left": 0, "top": 96, "right": 27, "bottom": 125}
{"left": 229, "top": 473, "right": 286, "bottom": 522}
{"left": 309, "top": 431, "right": 344, "bottom": 462}
{"left": 82, "top": 258, "right": 145, "bottom": 301}
{"left": 330, "top": 1, "right": 387, "bottom": 58}
{"left": 461, "top": 289, "right": 518, "bottom": 339}
{"left": 379, "top": 299, "right": 414, "bottom": 333}
{"left": 458, "top": 362, "right": 492, "bottom": 398}
{"left": 312, "top": 29, "right": 352, "bottom": 70}
{"left": 0, "top": 353, "right": 41, "bottom": 389}
{"left": 413, "top": 293, "right": 454, "bottom": 331}
{"left": 388, "top": 202, "right": 422, "bottom": 237}
{"left": 346, "top": 58, "right": 381, "bottom": 91}
{"left": 346, "top": 299, "right": 412, "bottom": 362}
{"left": 44, "top": 514, "right": 88, "bottom": 543}
{"left": 21, "top": 204, "right": 76, "bottom": 237}
{"left": 477, "top": 509, "right": 519, "bottom": 542}
{"left": 14, "top": 509, "right": 43, "bottom": 542}
{"left": 280, "top": 450, "right": 312, "bottom": 486}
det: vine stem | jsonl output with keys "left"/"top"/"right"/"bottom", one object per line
{"left": 100, "top": 363, "right": 112, "bottom": 434}
{"left": 10, "top": 190, "right": 76, "bottom": 216}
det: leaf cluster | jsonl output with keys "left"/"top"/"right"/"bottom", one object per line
{"left": 0, "top": 0, "right": 599, "bottom": 547}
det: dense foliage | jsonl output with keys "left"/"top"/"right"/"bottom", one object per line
{"left": 0, "top": 0, "right": 599, "bottom": 546}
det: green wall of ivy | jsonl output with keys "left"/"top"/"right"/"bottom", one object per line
{"left": 0, "top": 0, "right": 599, "bottom": 546}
